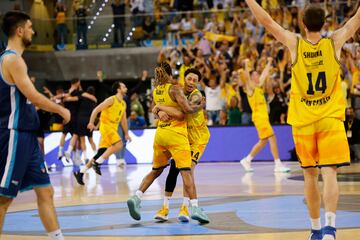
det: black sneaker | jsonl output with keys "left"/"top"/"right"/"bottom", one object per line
{"left": 92, "top": 162, "right": 102, "bottom": 176}
{"left": 73, "top": 171, "right": 85, "bottom": 185}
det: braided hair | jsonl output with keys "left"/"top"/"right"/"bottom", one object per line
{"left": 153, "top": 61, "right": 172, "bottom": 87}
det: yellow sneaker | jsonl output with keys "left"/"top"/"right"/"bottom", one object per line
{"left": 154, "top": 205, "right": 169, "bottom": 221}
{"left": 178, "top": 204, "right": 190, "bottom": 222}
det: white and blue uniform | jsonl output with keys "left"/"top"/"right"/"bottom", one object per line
{"left": 0, "top": 50, "right": 50, "bottom": 198}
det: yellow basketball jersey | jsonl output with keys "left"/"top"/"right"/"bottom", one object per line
{"left": 153, "top": 83, "right": 187, "bottom": 135}
{"left": 247, "top": 87, "right": 269, "bottom": 123}
{"left": 100, "top": 95, "right": 126, "bottom": 128}
{"left": 186, "top": 89, "right": 210, "bottom": 145}
{"left": 288, "top": 38, "right": 346, "bottom": 127}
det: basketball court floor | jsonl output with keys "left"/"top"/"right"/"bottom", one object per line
{"left": 2, "top": 162, "right": 360, "bottom": 240}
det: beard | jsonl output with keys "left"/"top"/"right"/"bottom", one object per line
{"left": 22, "top": 37, "right": 32, "bottom": 47}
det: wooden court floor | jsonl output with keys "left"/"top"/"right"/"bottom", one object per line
{"left": 2, "top": 162, "right": 360, "bottom": 240}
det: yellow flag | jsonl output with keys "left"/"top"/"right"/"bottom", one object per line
{"left": 204, "top": 32, "right": 237, "bottom": 42}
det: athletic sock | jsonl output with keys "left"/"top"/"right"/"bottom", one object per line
{"left": 310, "top": 218, "right": 321, "bottom": 230}
{"left": 183, "top": 197, "right": 190, "bottom": 207}
{"left": 163, "top": 196, "right": 170, "bottom": 208}
{"left": 74, "top": 150, "right": 82, "bottom": 166}
{"left": 274, "top": 159, "right": 282, "bottom": 165}
{"left": 80, "top": 166, "right": 90, "bottom": 173}
{"left": 135, "top": 190, "right": 143, "bottom": 199}
{"left": 190, "top": 199, "right": 198, "bottom": 207}
{"left": 95, "top": 156, "right": 104, "bottom": 164}
{"left": 82, "top": 150, "right": 87, "bottom": 161}
{"left": 58, "top": 146, "right": 63, "bottom": 156}
{"left": 48, "top": 229, "right": 64, "bottom": 240}
{"left": 66, "top": 145, "right": 73, "bottom": 154}
{"left": 245, "top": 154, "right": 253, "bottom": 162}
{"left": 325, "top": 212, "right": 336, "bottom": 228}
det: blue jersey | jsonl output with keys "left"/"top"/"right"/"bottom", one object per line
{"left": 0, "top": 50, "right": 39, "bottom": 131}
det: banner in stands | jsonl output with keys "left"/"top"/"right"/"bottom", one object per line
{"left": 44, "top": 125, "right": 295, "bottom": 167}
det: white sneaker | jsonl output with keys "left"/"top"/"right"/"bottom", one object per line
{"left": 117, "top": 159, "right": 126, "bottom": 167}
{"left": 240, "top": 158, "right": 254, "bottom": 172}
{"left": 274, "top": 164, "right": 290, "bottom": 173}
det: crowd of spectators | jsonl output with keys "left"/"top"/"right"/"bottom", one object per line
{"left": 1, "top": 0, "right": 359, "bottom": 159}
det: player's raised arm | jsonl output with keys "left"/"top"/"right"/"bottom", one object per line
{"left": 244, "top": 0, "right": 297, "bottom": 52}
{"left": 258, "top": 58, "right": 273, "bottom": 87}
{"left": 243, "top": 59, "right": 253, "bottom": 94}
{"left": 332, "top": 7, "right": 360, "bottom": 56}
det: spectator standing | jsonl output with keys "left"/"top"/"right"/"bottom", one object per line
{"left": 111, "top": 0, "right": 128, "bottom": 48}
{"left": 54, "top": 3, "right": 68, "bottom": 50}
{"left": 200, "top": 73, "right": 222, "bottom": 125}
{"left": 227, "top": 96, "right": 242, "bottom": 125}
{"left": 130, "top": 0, "right": 145, "bottom": 27}
{"left": 73, "top": 3, "right": 88, "bottom": 49}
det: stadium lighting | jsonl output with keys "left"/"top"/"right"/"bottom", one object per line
{"left": 105, "top": 33, "right": 109, "bottom": 37}
{"left": 88, "top": 26, "right": 91, "bottom": 29}
{"left": 102, "top": 3, "right": 105, "bottom": 7}
{"left": 127, "top": 37, "right": 130, "bottom": 41}
{"left": 96, "top": 12, "right": 99, "bottom": 16}
{"left": 129, "top": 32, "right": 133, "bottom": 36}
{"left": 132, "top": 27, "right": 135, "bottom": 31}
{"left": 103, "top": 38, "right": 107, "bottom": 42}
{"left": 90, "top": 21, "right": 94, "bottom": 24}
{"left": 79, "top": 39, "right": 83, "bottom": 43}
{"left": 111, "top": 24, "right": 115, "bottom": 28}
{"left": 99, "top": 7, "right": 103, "bottom": 11}
{"left": 108, "top": 28, "right": 112, "bottom": 32}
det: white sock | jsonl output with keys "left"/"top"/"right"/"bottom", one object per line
{"left": 163, "top": 196, "right": 170, "bottom": 208}
{"left": 74, "top": 150, "right": 81, "bottom": 165}
{"left": 96, "top": 156, "right": 105, "bottom": 164}
{"left": 135, "top": 190, "right": 143, "bottom": 199}
{"left": 58, "top": 146, "right": 63, "bottom": 155}
{"left": 245, "top": 155, "right": 253, "bottom": 162}
{"left": 190, "top": 199, "right": 198, "bottom": 207}
{"left": 274, "top": 159, "right": 281, "bottom": 165}
{"left": 82, "top": 150, "right": 87, "bottom": 161}
{"left": 325, "top": 212, "right": 336, "bottom": 228}
{"left": 310, "top": 218, "right": 321, "bottom": 230}
{"left": 48, "top": 229, "right": 64, "bottom": 240}
{"left": 80, "top": 166, "right": 90, "bottom": 173}
{"left": 66, "top": 145, "right": 73, "bottom": 154}
{"left": 183, "top": 197, "right": 190, "bottom": 207}
{"left": 76, "top": 150, "right": 81, "bottom": 158}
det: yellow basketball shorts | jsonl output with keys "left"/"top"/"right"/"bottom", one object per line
{"left": 292, "top": 118, "right": 350, "bottom": 168}
{"left": 99, "top": 125, "right": 121, "bottom": 149}
{"left": 190, "top": 144, "right": 208, "bottom": 164}
{"left": 254, "top": 119, "right": 274, "bottom": 140}
{"left": 153, "top": 129, "right": 191, "bottom": 170}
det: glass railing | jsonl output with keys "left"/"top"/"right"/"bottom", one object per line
{"left": 0, "top": 0, "right": 356, "bottom": 51}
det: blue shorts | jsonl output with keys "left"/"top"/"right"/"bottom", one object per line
{"left": 0, "top": 129, "right": 51, "bottom": 198}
